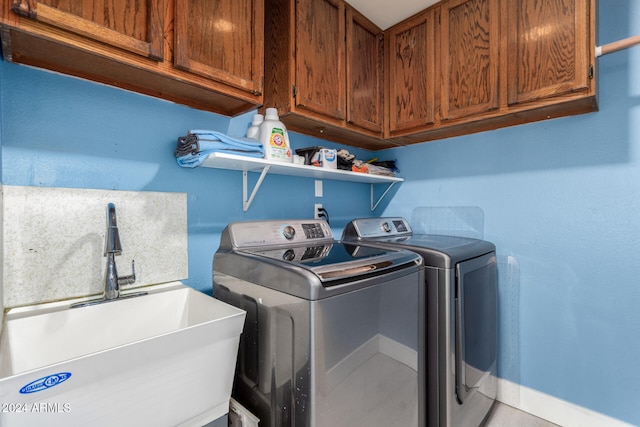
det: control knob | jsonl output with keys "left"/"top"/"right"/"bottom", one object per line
{"left": 283, "top": 249, "right": 296, "bottom": 261}
{"left": 282, "top": 225, "right": 296, "bottom": 240}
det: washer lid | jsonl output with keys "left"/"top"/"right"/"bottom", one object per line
{"left": 214, "top": 220, "right": 422, "bottom": 299}
{"left": 239, "top": 241, "right": 420, "bottom": 283}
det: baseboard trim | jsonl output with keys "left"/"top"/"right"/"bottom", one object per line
{"left": 497, "top": 378, "right": 634, "bottom": 427}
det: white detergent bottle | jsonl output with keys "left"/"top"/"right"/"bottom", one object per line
{"left": 246, "top": 113, "right": 263, "bottom": 139}
{"left": 259, "top": 108, "right": 292, "bottom": 162}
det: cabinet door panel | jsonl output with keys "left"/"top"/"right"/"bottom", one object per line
{"left": 346, "top": 6, "right": 383, "bottom": 133}
{"left": 174, "top": 0, "right": 264, "bottom": 95}
{"left": 507, "top": 0, "right": 588, "bottom": 105}
{"left": 295, "top": 0, "right": 345, "bottom": 120}
{"left": 387, "top": 9, "right": 435, "bottom": 133}
{"left": 441, "top": 0, "right": 499, "bottom": 120}
{"left": 11, "top": 0, "right": 163, "bottom": 59}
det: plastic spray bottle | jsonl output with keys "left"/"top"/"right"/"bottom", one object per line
{"left": 259, "top": 108, "right": 292, "bottom": 162}
{"left": 246, "top": 113, "right": 264, "bottom": 139}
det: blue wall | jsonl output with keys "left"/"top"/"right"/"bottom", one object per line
{"left": 0, "top": 63, "right": 378, "bottom": 293}
{"left": 1, "top": 0, "right": 638, "bottom": 425}
{"left": 381, "top": 1, "right": 640, "bottom": 424}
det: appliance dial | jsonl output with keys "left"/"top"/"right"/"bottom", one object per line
{"left": 282, "top": 225, "right": 296, "bottom": 240}
{"left": 381, "top": 222, "right": 392, "bottom": 233}
{"left": 283, "top": 249, "right": 296, "bottom": 261}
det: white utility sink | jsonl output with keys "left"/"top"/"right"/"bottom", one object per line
{"left": 0, "top": 282, "right": 246, "bottom": 427}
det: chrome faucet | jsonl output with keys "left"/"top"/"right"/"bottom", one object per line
{"left": 104, "top": 203, "right": 136, "bottom": 300}
{"left": 71, "top": 203, "right": 144, "bottom": 308}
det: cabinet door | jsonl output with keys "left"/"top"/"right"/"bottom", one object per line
{"left": 346, "top": 6, "right": 383, "bottom": 134}
{"left": 295, "top": 0, "right": 345, "bottom": 121}
{"left": 174, "top": 0, "right": 264, "bottom": 96}
{"left": 10, "top": 0, "right": 163, "bottom": 60}
{"left": 441, "top": 0, "right": 499, "bottom": 120}
{"left": 507, "top": 0, "right": 589, "bottom": 105}
{"left": 347, "top": 6, "right": 384, "bottom": 133}
{"left": 387, "top": 9, "right": 436, "bottom": 134}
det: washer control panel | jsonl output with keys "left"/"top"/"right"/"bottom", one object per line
{"left": 226, "top": 219, "right": 334, "bottom": 248}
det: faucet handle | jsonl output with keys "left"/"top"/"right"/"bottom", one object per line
{"left": 118, "top": 259, "right": 136, "bottom": 286}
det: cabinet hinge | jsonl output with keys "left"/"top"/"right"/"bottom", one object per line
{"left": 588, "top": 64, "right": 594, "bottom": 79}
{"left": 11, "top": 0, "right": 37, "bottom": 18}
{"left": 292, "top": 85, "right": 297, "bottom": 98}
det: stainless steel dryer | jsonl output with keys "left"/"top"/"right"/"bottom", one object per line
{"left": 212, "top": 219, "right": 425, "bottom": 427}
{"left": 342, "top": 217, "right": 497, "bottom": 427}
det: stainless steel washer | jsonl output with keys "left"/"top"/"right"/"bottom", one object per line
{"left": 342, "top": 217, "right": 498, "bottom": 427}
{"left": 213, "top": 219, "right": 425, "bottom": 427}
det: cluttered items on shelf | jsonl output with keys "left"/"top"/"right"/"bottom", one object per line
{"left": 296, "top": 146, "right": 398, "bottom": 177}
{"left": 174, "top": 130, "right": 398, "bottom": 177}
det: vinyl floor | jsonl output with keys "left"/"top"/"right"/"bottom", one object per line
{"left": 223, "top": 352, "right": 560, "bottom": 427}
{"left": 484, "top": 402, "right": 560, "bottom": 427}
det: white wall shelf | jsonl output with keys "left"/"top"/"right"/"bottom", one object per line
{"left": 201, "top": 152, "right": 403, "bottom": 211}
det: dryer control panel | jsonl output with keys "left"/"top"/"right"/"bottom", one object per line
{"left": 345, "top": 217, "right": 413, "bottom": 238}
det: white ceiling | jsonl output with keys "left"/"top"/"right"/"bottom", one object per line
{"left": 346, "top": 0, "right": 440, "bottom": 30}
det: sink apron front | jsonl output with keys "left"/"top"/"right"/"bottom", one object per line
{"left": 0, "top": 283, "right": 246, "bottom": 427}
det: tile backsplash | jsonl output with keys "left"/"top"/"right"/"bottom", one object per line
{"left": 2, "top": 186, "right": 188, "bottom": 308}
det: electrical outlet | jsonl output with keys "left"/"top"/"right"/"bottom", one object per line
{"left": 314, "top": 203, "right": 323, "bottom": 219}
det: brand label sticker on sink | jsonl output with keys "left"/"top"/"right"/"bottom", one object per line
{"left": 19, "top": 372, "right": 71, "bottom": 394}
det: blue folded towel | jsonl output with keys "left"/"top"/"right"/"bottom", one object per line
{"left": 175, "top": 130, "right": 264, "bottom": 168}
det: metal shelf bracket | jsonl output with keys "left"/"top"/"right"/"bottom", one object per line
{"left": 371, "top": 181, "right": 397, "bottom": 211}
{"left": 243, "top": 166, "right": 270, "bottom": 211}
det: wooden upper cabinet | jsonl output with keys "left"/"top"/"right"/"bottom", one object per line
{"left": 346, "top": 6, "right": 384, "bottom": 134}
{"left": 174, "top": 0, "right": 264, "bottom": 96}
{"left": 294, "top": 0, "right": 345, "bottom": 121}
{"left": 441, "top": 0, "right": 499, "bottom": 121}
{"left": 506, "top": 0, "right": 590, "bottom": 105}
{"left": 3, "top": 0, "right": 596, "bottom": 148}
{"left": 10, "top": 0, "right": 164, "bottom": 60}
{"left": 263, "top": 0, "right": 391, "bottom": 149}
{"left": 386, "top": 8, "right": 436, "bottom": 135}
{"left": 1, "top": 0, "right": 264, "bottom": 116}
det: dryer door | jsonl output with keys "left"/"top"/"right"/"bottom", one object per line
{"left": 454, "top": 252, "right": 498, "bottom": 404}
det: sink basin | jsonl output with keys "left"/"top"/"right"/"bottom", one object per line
{"left": 0, "top": 282, "right": 246, "bottom": 427}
